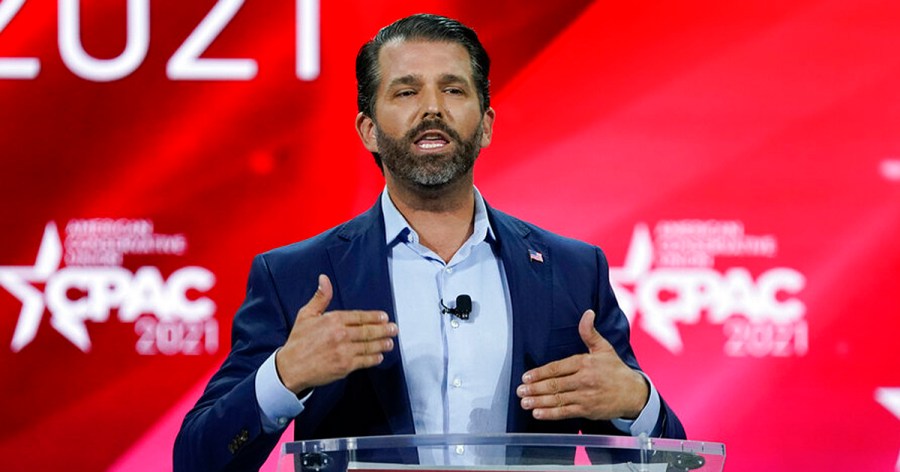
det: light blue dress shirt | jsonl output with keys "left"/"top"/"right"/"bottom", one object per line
{"left": 382, "top": 187, "right": 512, "bottom": 464}
{"left": 254, "top": 188, "right": 660, "bottom": 446}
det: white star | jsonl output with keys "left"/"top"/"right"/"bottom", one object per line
{"left": 876, "top": 387, "right": 900, "bottom": 471}
{"left": 0, "top": 223, "right": 62, "bottom": 352}
{"left": 609, "top": 223, "right": 686, "bottom": 353}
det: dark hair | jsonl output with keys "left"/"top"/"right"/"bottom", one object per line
{"left": 356, "top": 13, "right": 491, "bottom": 120}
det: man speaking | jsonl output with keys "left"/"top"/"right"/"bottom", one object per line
{"left": 174, "top": 13, "right": 685, "bottom": 472}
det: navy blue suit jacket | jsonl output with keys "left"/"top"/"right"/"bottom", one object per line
{"left": 174, "top": 201, "right": 685, "bottom": 471}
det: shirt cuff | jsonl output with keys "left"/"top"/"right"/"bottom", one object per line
{"left": 255, "top": 350, "right": 306, "bottom": 434}
{"left": 610, "top": 371, "right": 661, "bottom": 436}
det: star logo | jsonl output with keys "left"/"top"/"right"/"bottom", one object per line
{"left": 609, "top": 223, "right": 671, "bottom": 344}
{"left": 0, "top": 223, "right": 63, "bottom": 352}
{"left": 1, "top": 220, "right": 219, "bottom": 355}
{"left": 875, "top": 387, "right": 900, "bottom": 471}
{"left": 610, "top": 222, "right": 807, "bottom": 356}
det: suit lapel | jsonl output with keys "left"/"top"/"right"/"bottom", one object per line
{"left": 488, "top": 207, "right": 554, "bottom": 432}
{"left": 326, "top": 202, "right": 415, "bottom": 435}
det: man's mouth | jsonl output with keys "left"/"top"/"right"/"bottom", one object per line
{"left": 414, "top": 131, "right": 451, "bottom": 151}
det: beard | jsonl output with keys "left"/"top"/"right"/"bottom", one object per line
{"left": 376, "top": 118, "right": 483, "bottom": 189}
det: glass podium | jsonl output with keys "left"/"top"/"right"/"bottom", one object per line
{"left": 278, "top": 434, "right": 725, "bottom": 472}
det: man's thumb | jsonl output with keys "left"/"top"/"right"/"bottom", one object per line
{"left": 297, "top": 274, "right": 333, "bottom": 319}
{"left": 578, "top": 309, "right": 612, "bottom": 353}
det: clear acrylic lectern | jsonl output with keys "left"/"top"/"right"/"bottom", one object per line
{"left": 278, "top": 434, "right": 725, "bottom": 472}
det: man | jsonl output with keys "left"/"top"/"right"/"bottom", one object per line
{"left": 174, "top": 13, "right": 685, "bottom": 472}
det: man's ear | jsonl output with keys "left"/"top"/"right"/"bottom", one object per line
{"left": 480, "top": 107, "right": 496, "bottom": 148}
{"left": 356, "top": 112, "right": 379, "bottom": 153}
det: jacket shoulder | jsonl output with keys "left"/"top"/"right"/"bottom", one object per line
{"left": 488, "top": 207, "right": 604, "bottom": 259}
{"left": 258, "top": 202, "right": 383, "bottom": 272}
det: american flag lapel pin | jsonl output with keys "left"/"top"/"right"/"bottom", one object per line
{"left": 528, "top": 249, "right": 544, "bottom": 263}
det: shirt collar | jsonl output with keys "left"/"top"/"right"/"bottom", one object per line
{"left": 381, "top": 187, "right": 496, "bottom": 248}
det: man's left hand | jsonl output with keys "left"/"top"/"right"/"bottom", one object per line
{"left": 516, "top": 309, "right": 649, "bottom": 421}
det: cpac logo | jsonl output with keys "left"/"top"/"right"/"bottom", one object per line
{"left": 0, "top": 221, "right": 217, "bottom": 354}
{"left": 611, "top": 221, "right": 808, "bottom": 357}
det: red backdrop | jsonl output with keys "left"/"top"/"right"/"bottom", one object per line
{"left": 1, "top": 1, "right": 899, "bottom": 470}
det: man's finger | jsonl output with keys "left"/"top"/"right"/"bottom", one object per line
{"left": 332, "top": 310, "right": 392, "bottom": 327}
{"left": 521, "top": 390, "right": 574, "bottom": 410}
{"left": 578, "top": 309, "right": 613, "bottom": 354}
{"left": 345, "top": 322, "right": 398, "bottom": 342}
{"left": 516, "top": 373, "right": 578, "bottom": 398}
{"left": 521, "top": 356, "right": 580, "bottom": 385}
{"left": 296, "top": 274, "right": 333, "bottom": 320}
{"left": 531, "top": 404, "right": 584, "bottom": 421}
{"left": 353, "top": 353, "right": 386, "bottom": 371}
{"left": 355, "top": 337, "right": 395, "bottom": 357}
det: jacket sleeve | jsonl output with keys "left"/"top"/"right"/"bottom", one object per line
{"left": 173, "top": 254, "right": 292, "bottom": 472}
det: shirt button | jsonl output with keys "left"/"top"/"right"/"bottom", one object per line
{"left": 277, "top": 417, "right": 287, "bottom": 426}
{"left": 450, "top": 319, "right": 460, "bottom": 328}
{"left": 446, "top": 267, "right": 453, "bottom": 273}
{"left": 455, "top": 445, "right": 465, "bottom": 455}
{"left": 452, "top": 378, "right": 462, "bottom": 388}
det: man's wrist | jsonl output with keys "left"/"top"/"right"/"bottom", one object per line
{"left": 624, "top": 370, "right": 650, "bottom": 419}
{"left": 611, "top": 371, "right": 660, "bottom": 436}
{"left": 256, "top": 351, "right": 304, "bottom": 433}
{"left": 275, "top": 348, "right": 309, "bottom": 394}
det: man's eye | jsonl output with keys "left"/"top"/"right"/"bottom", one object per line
{"left": 445, "top": 88, "right": 464, "bottom": 95}
{"left": 396, "top": 90, "right": 416, "bottom": 97}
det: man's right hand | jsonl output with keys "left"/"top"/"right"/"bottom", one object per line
{"left": 275, "top": 274, "right": 398, "bottom": 394}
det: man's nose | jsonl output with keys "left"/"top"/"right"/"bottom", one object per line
{"left": 421, "top": 88, "right": 444, "bottom": 119}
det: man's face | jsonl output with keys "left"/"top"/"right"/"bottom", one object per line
{"left": 356, "top": 40, "right": 495, "bottom": 189}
